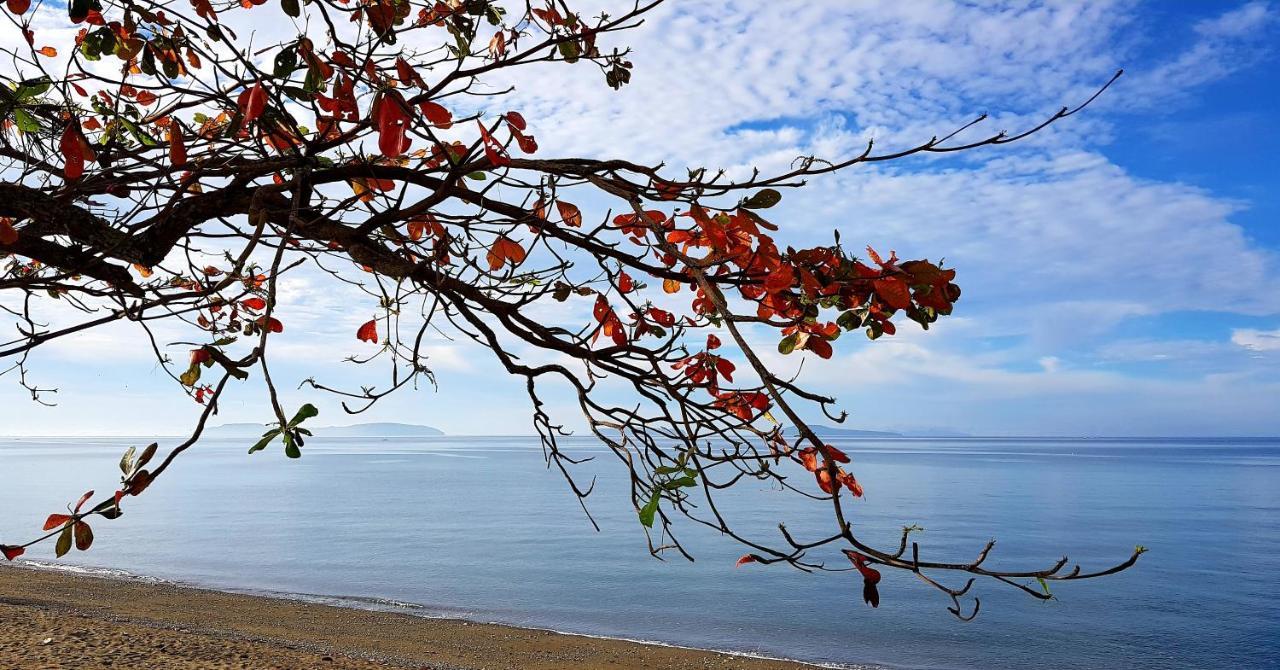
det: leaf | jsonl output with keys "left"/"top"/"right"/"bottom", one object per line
{"left": 0, "top": 545, "right": 24, "bottom": 561}
{"left": 638, "top": 491, "right": 660, "bottom": 528}
{"left": 0, "top": 218, "right": 17, "bottom": 245}
{"left": 6, "top": 0, "right": 31, "bottom": 14}
{"left": 485, "top": 236, "right": 526, "bottom": 271}
{"left": 236, "top": 82, "right": 267, "bottom": 129}
{"left": 135, "top": 90, "right": 157, "bottom": 106}
{"left": 73, "top": 521, "right": 94, "bottom": 551}
{"left": 555, "top": 201, "right": 582, "bottom": 228}
{"left": 169, "top": 124, "right": 187, "bottom": 165}
{"left": 73, "top": 490, "right": 94, "bottom": 513}
{"left": 37, "top": 46, "right": 57, "bottom": 57}
{"left": 735, "top": 554, "right": 758, "bottom": 568}
{"left": 241, "top": 297, "right": 267, "bottom": 311}
{"left": 289, "top": 403, "right": 319, "bottom": 427}
{"left": 742, "top": 189, "right": 782, "bottom": 210}
{"left": 119, "top": 445, "right": 136, "bottom": 475}
{"left": 419, "top": 101, "right": 453, "bottom": 129}
{"left": 873, "top": 277, "right": 912, "bottom": 310}
{"left": 137, "top": 442, "right": 158, "bottom": 469}
{"left": 777, "top": 333, "right": 798, "bottom": 355}
{"left": 249, "top": 429, "right": 280, "bottom": 454}
{"left": 43, "top": 514, "right": 72, "bottom": 531}
{"left": 1037, "top": 577, "right": 1052, "bottom": 596}
{"left": 59, "top": 123, "right": 88, "bottom": 180}
{"left": 55, "top": 525, "right": 73, "bottom": 557}
{"left": 356, "top": 319, "right": 378, "bottom": 343}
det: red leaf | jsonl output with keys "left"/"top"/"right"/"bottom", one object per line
{"left": 169, "top": 124, "right": 187, "bottom": 166}
{"left": 617, "top": 271, "right": 633, "bottom": 294}
{"left": 256, "top": 316, "right": 284, "bottom": 333}
{"left": 237, "top": 82, "right": 267, "bottom": 129}
{"left": 556, "top": 201, "right": 582, "bottom": 227}
{"left": 419, "top": 101, "right": 453, "bottom": 129}
{"left": 6, "top": 0, "right": 30, "bottom": 14}
{"left": 477, "top": 121, "right": 510, "bottom": 168}
{"left": 135, "top": 90, "right": 158, "bottom": 106}
{"left": 706, "top": 334, "right": 722, "bottom": 350}
{"left": 806, "top": 337, "right": 833, "bottom": 359}
{"left": 356, "top": 319, "right": 378, "bottom": 343}
{"left": 505, "top": 111, "right": 527, "bottom": 131}
{"left": 0, "top": 218, "right": 17, "bottom": 245}
{"left": 735, "top": 554, "right": 758, "bottom": 568}
{"left": 60, "top": 123, "right": 88, "bottom": 180}
{"left": 0, "top": 545, "right": 24, "bottom": 561}
{"left": 798, "top": 447, "right": 819, "bottom": 473}
{"left": 241, "top": 297, "right": 267, "bottom": 311}
{"left": 73, "top": 489, "right": 94, "bottom": 513}
{"left": 43, "top": 514, "right": 72, "bottom": 531}
{"left": 74, "top": 521, "right": 94, "bottom": 551}
{"left": 873, "top": 277, "right": 912, "bottom": 310}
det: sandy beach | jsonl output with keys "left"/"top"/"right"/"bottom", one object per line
{"left": 0, "top": 564, "right": 827, "bottom": 669}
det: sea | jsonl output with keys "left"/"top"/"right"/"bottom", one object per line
{"left": 0, "top": 436, "right": 1276, "bottom": 669}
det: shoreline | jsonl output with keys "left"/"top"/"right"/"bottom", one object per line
{"left": 0, "top": 563, "right": 852, "bottom": 669}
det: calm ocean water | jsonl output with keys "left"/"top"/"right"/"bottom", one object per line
{"left": 1, "top": 436, "right": 1277, "bottom": 669}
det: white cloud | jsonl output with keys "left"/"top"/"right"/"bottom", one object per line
{"left": 1232, "top": 327, "right": 1280, "bottom": 352}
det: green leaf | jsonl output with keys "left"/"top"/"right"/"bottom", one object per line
{"left": 558, "top": 40, "right": 580, "bottom": 62}
{"left": 55, "top": 525, "right": 73, "bottom": 558}
{"left": 742, "top": 189, "right": 782, "bottom": 210}
{"left": 15, "top": 77, "right": 51, "bottom": 100}
{"left": 283, "top": 431, "right": 301, "bottom": 459}
{"left": 288, "top": 403, "right": 318, "bottom": 427}
{"left": 273, "top": 46, "right": 298, "bottom": 78}
{"left": 668, "top": 476, "right": 698, "bottom": 489}
{"left": 1037, "top": 577, "right": 1052, "bottom": 596}
{"left": 12, "top": 108, "right": 40, "bottom": 134}
{"left": 777, "top": 333, "right": 798, "bottom": 355}
{"left": 638, "top": 492, "right": 660, "bottom": 528}
{"left": 249, "top": 429, "right": 280, "bottom": 454}
{"left": 281, "top": 0, "right": 300, "bottom": 18}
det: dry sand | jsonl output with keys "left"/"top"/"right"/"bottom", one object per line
{"left": 0, "top": 564, "right": 830, "bottom": 669}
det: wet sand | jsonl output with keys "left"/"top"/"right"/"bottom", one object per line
{"left": 0, "top": 564, "right": 830, "bottom": 669}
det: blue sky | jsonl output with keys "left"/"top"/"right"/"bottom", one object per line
{"left": 2, "top": 0, "right": 1278, "bottom": 437}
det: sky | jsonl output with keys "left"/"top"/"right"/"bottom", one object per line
{"left": 2, "top": 0, "right": 1278, "bottom": 437}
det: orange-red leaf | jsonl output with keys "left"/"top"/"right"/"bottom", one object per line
{"left": 37, "top": 46, "right": 57, "bottom": 57}
{"left": 485, "top": 236, "right": 526, "bottom": 271}
{"left": 0, "top": 218, "right": 17, "bottom": 245}
{"left": 135, "top": 90, "right": 158, "bottom": 106}
{"left": 0, "top": 545, "right": 23, "bottom": 561}
{"left": 169, "top": 124, "right": 187, "bottom": 165}
{"left": 556, "top": 201, "right": 582, "bottom": 228}
{"left": 873, "top": 277, "right": 912, "bottom": 310}
{"left": 74, "top": 489, "right": 94, "bottom": 513}
{"left": 60, "top": 123, "right": 87, "bottom": 180}
{"left": 256, "top": 316, "right": 284, "bottom": 333}
{"left": 356, "top": 319, "right": 378, "bottom": 343}
{"left": 419, "top": 101, "right": 453, "bottom": 129}
{"left": 6, "top": 0, "right": 30, "bottom": 15}
{"left": 241, "top": 297, "right": 266, "bottom": 311}
{"left": 43, "top": 514, "right": 72, "bottom": 531}
{"left": 735, "top": 554, "right": 758, "bottom": 568}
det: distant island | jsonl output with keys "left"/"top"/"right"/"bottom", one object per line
{"left": 791, "top": 425, "right": 974, "bottom": 438}
{"left": 207, "top": 422, "right": 444, "bottom": 438}
{"left": 792, "top": 425, "right": 904, "bottom": 438}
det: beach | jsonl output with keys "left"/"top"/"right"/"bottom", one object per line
{"left": 0, "top": 564, "right": 825, "bottom": 669}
